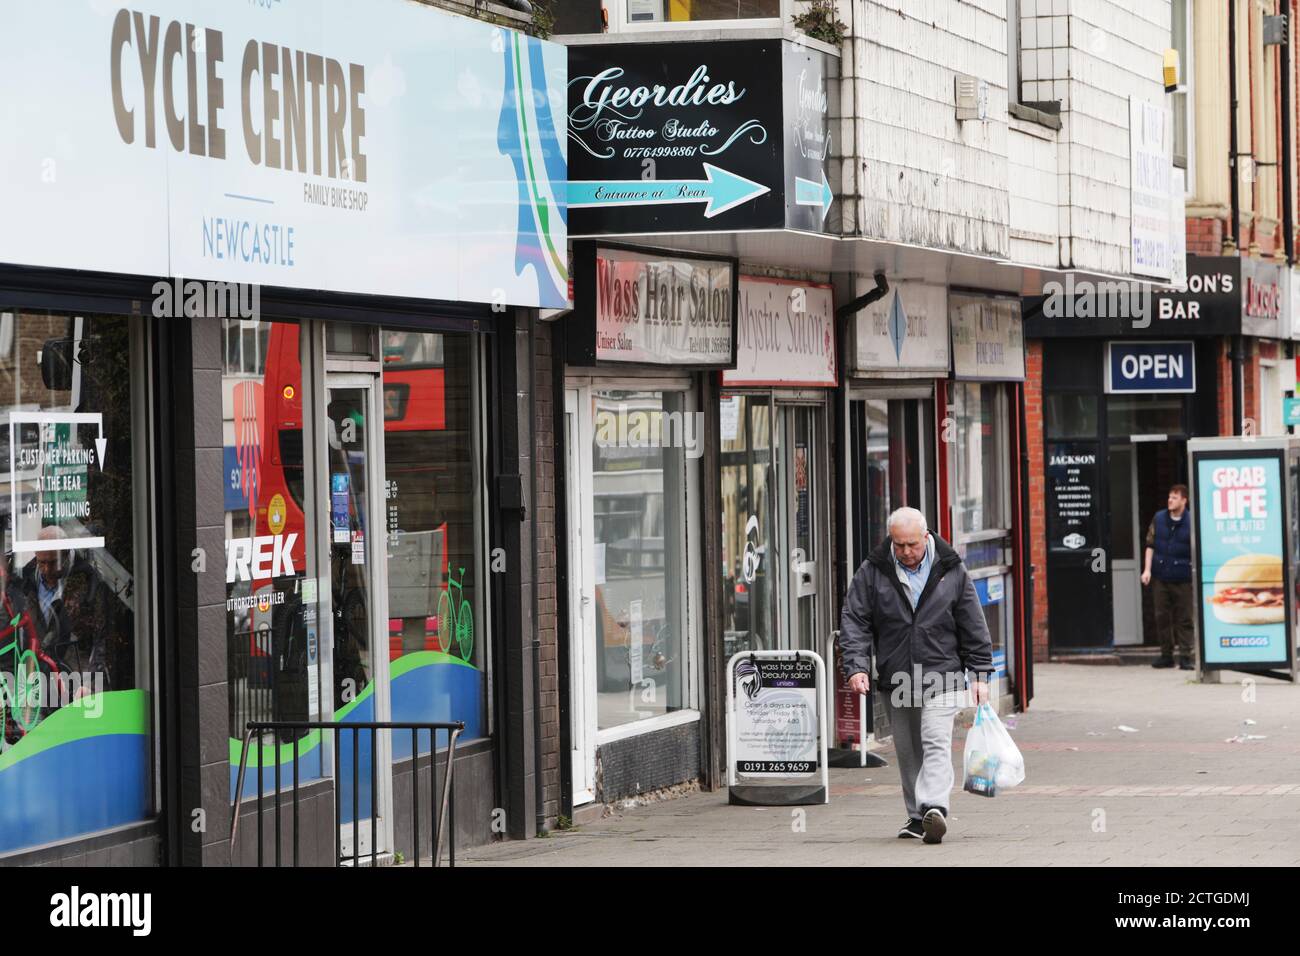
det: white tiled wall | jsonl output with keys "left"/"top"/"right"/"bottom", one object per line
{"left": 844, "top": 0, "right": 1011, "bottom": 258}
{"left": 1053, "top": 0, "right": 1171, "bottom": 275}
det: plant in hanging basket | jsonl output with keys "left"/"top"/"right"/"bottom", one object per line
{"left": 792, "top": 0, "right": 848, "bottom": 47}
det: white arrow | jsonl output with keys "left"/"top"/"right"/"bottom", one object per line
{"left": 95, "top": 430, "right": 107, "bottom": 470}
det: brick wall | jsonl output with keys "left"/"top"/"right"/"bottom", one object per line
{"left": 1218, "top": 338, "right": 1234, "bottom": 435}
{"left": 1215, "top": 337, "right": 1262, "bottom": 437}
{"left": 1024, "top": 340, "right": 1049, "bottom": 659}
{"left": 1186, "top": 216, "right": 1225, "bottom": 256}
{"left": 1243, "top": 337, "right": 1259, "bottom": 432}
{"left": 533, "top": 319, "right": 560, "bottom": 828}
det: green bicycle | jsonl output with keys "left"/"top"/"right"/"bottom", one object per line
{"left": 435, "top": 567, "right": 474, "bottom": 663}
{"left": 0, "top": 600, "right": 52, "bottom": 747}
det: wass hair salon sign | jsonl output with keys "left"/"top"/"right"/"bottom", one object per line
{"left": 0, "top": 0, "right": 568, "bottom": 308}
{"left": 569, "top": 243, "right": 738, "bottom": 367}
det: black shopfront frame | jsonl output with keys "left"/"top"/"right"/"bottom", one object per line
{"left": 0, "top": 262, "right": 522, "bottom": 863}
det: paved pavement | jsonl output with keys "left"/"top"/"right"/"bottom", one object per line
{"left": 458, "top": 663, "right": 1300, "bottom": 866}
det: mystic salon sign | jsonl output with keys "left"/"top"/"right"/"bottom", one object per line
{"left": 723, "top": 277, "right": 836, "bottom": 387}
{"left": 568, "top": 243, "right": 738, "bottom": 368}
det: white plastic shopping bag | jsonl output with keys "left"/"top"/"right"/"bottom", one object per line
{"left": 963, "top": 703, "right": 1025, "bottom": 797}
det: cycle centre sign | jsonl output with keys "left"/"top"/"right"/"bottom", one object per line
{"left": 0, "top": 0, "right": 568, "bottom": 308}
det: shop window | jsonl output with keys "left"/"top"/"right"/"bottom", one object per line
{"left": 1105, "top": 395, "right": 1186, "bottom": 437}
{"left": 0, "top": 310, "right": 151, "bottom": 853}
{"left": 626, "top": 0, "right": 779, "bottom": 24}
{"left": 381, "top": 330, "right": 488, "bottom": 748}
{"left": 953, "top": 383, "right": 1009, "bottom": 536}
{"left": 1171, "top": 0, "right": 1191, "bottom": 169}
{"left": 720, "top": 394, "right": 775, "bottom": 656}
{"left": 591, "top": 389, "right": 690, "bottom": 729}
{"left": 225, "top": 319, "right": 323, "bottom": 798}
{"left": 1045, "top": 394, "right": 1099, "bottom": 439}
{"left": 223, "top": 319, "right": 270, "bottom": 376}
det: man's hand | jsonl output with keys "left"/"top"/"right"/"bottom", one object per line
{"left": 1140, "top": 570, "right": 1151, "bottom": 586}
{"left": 848, "top": 672, "right": 869, "bottom": 695}
{"left": 971, "top": 681, "right": 989, "bottom": 706}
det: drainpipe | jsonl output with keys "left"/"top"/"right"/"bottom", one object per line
{"left": 834, "top": 272, "right": 890, "bottom": 321}
{"left": 1232, "top": 336, "right": 1245, "bottom": 434}
{"left": 1229, "top": 1, "right": 1246, "bottom": 434}
{"left": 529, "top": 313, "right": 544, "bottom": 836}
{"left": 1281, "top": 0, "right": 1294, "bottom": 263}
{"left": 1230, "top": 0, "right": 1242, "bottom": 251}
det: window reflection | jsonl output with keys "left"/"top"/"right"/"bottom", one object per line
{"left": 382, "top": 330, "right": 486, "bottom": 744}
{"left": 592, "top": 389, "right": 687, "bottom": 729}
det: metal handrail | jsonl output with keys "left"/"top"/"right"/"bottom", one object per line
{"left": 230, "top": 719, "right": 464, "bottom": 867}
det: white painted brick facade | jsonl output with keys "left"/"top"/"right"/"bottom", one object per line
{"left": 842, "top": 0, "right": 1171, "bottom": 276}
{"left": 844, "top": 0, "right": 1011, "bottom": 257}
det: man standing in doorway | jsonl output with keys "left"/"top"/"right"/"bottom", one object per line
{"left": 837, "top": 507, "right": 993, "bottom": 845}
{"left": 1141, "top": 483, "right": 1195, "bottom": 670}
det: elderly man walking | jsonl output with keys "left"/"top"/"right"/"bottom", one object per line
{"left": 837, "top": 507, "right": 993, "bottom": 844}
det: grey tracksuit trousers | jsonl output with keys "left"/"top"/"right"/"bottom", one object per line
{"left": 885, "top": 698, "right": 959, "bottom": 818}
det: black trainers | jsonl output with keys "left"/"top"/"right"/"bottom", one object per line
{"left": 897, "top": 818, "right": 923, "bottom": 839}
{"left": 1152, "top": 657, "right": 1175, "bottom": 669}
{"left": 921, "top": 807, "right": 947, "bottom": 844}
{"left": 1178, "top": 659, "right": 1195, "bottom": 671}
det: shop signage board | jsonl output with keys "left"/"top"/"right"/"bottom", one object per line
{"left": 851, "top": 282, "right": 949, "bottom": 376}
{"left": 1170, "top": 167, "right": 1187, "bottom": 291}
{"left": 723, "top": 277, "right": 836, "bottom": 387}
{"left": 1046, "top": 442, "right": 1100, "bottom": 554}
{"left": 1024, "top": 256, "right": 1242, "bottom": 338}
{"left": 1240, "top": 257, "right": 1287, "bottom": 338}
{"left": 727, "top": 650, "right": 829, "bottom": 806}
{"left": 1189, "top": 444, "right": 1295, "bottom": 673}
{"left": 1104, "top": 341, "right": 1196, "bottom": 393}
{"left": 569, "top": 242, "right": 738, "bottom": 367}
{"left": 1291, "top": 271, "right": 1300, "bottom": 341}
{"left": 0, "top": 0, "right": 568, "bottom": 308}
{"left": 1130, "top": 97, "right": 1175, "bottom": 280}
{"left": 567, "top": 39, "right": 836, "bottom": 235}
{"left": 950, "top": 295, "right": 1025, "bottom": 381}
{"left": 1284, "top": 397, "right": 1300, "bottom": 428}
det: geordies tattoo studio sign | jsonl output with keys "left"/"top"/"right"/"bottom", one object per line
{"left": 569, "top": 244, "right": 737, "bottom": 367}
{"left": 567, "top": 40, "right": 836, "bottom": 234}
{"left": 0, "top": 1, "right": 568, "bottom": 308}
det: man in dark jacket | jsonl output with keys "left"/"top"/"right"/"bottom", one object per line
{"left": 837, "top": 507, "right": 993, "bottom": 844}
{"left": 1140, "top": 483, "right": 1194, "bottom": 670}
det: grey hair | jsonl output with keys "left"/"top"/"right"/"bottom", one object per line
{"left": 887, "top": 507, "right": 928, "bottom": 535}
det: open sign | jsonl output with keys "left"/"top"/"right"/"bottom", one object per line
{"left": 1105, "top": 341, "right": 1196, "bottom": 393}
